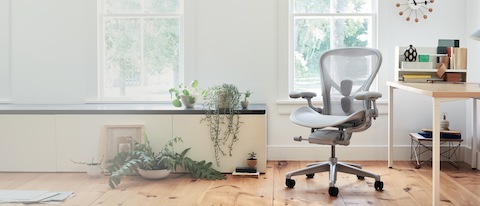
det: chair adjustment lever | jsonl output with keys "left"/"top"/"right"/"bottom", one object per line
{"left": 293, "top": 136, "right": 304, "bottom": 141}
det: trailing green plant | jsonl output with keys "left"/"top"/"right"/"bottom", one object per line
{"left": 201, "top": 83, "right": 242, "bottom": 166}
{"left": 169, "top": 80, "right": 205, "bottom": 108}
{"left": 106, "top": 135, "right": 225, "bottom": 189}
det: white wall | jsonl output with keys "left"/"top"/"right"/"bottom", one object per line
{"left": 0, "top": 0, "right": 477, "bottom": 161}
{"left": 0, "top": 0, "right": 10, "bottom": 102}
{"left": 9, "top": 0, "right": 96, "bottom": 103}
{"left": 466, "top": 0, "right": 480, "bottom": 165}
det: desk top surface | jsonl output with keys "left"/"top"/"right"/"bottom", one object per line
{"left": 387, "top": 81, "right": 480, "bottom": 98}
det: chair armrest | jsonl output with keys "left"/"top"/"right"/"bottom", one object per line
{"left": 354, "top": 91, "right": 382, "bottom": 101}
{"left": 289, "top": 91, "right": 322, "bottom": 113}
{"left": 289, "top": 91, "right": 317, "bottom": 99}
{"left": 354, "top": 91, "right": 382, "bottom": 119}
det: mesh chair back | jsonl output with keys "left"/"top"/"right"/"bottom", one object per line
{"left": 319, "top": 48, "right": 382, "bottom": 116}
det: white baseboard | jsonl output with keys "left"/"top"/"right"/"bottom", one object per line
{"left": 267, "top": 145, "right": 469, "bottom": 163}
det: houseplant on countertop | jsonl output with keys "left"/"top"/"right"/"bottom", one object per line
{"left": 201, "top": 83, "right": 242, "bottom": 166}
{"left": 241, "top": 90, "right": 253, "bottom": 109}
{"left": 169, "top": 80, "right": 205, "bottom": 108}
{"left": 106, "top": 135, "right": 226, "bottom": 189}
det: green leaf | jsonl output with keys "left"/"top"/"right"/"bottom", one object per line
{"left": 186, "top": 96, "right": 196, "bottom": 104}
{"left": 191, "top": 80, "right": 198, "bottom": 88}
{"left": 172, "top": 99, "right": 182, "bottom": 107}
{"left": 180, "top": 148, "right": 190, "bottom": 158}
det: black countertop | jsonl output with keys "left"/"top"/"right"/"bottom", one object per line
{"left": 0, "top": 103, "right": 266, "bottom": 115}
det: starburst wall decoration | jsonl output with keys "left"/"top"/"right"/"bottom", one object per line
{"left": 396, "top": 0, "right": 434, "bottom": 23}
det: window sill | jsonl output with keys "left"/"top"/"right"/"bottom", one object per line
{"left": 0, "top": 100, "right": 12, "bottom": 104}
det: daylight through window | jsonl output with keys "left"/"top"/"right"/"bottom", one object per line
{"left": 99, "top": 0, "right": 183, "bottom": 101}
{"left": 291, "top": 0, "right": 376, "bottom": 93}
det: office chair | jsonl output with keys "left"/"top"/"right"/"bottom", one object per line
{"left": 285, "top": 47, "right": 384, "bottom": 197}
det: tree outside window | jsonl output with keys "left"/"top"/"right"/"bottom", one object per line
{"left": 99, "top": 0, "right": 182, "bottom": 100}
{"left": 291, "top": 0, "right": 375, "bottom": 93}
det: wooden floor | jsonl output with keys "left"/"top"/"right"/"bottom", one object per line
{"left": 1, "top": 161, "right": 480, "bottom": 206}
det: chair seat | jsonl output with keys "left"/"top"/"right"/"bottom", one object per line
{"left": 290, "top": 106, "right": 365, "bottom": 128}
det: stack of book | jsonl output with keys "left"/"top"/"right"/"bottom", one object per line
{"left": 450, "top": 48, "right": 467, "bottom": 70}
{"left": 235, "top": 167, "right": 257, "bottom": 173}
{"left": 232, "top": 167, "right": 260, "bottom": 177}
{"left": 418, "top": 128, "right": 461, "bottom": 139}
{"left": 402, "top": 74, "right": 432, "bottom": 83}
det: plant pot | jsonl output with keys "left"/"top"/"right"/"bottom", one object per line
{"left": 180, "top": 95, "right": 196, "bottom": 108}
{"left": 241, "top": 101, "right": 249, "bottom": 109}
{"left": 247, "top": 159, "right": 257, "bottom": 168}
{"left": 217, "top": 93, "right": 231, "bottom": 109}
{"left": 86, "top": 164, "right": 103, "bottom": 178}
{"left": 137, "top": 168, "right": 170, "bottom": 180}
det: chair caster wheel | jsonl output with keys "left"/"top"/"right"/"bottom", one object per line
{"left": 374, "top": 181, "right": 384, "bottom": 191}
{"left": 306, "top": 174, "right": 314, "bottom": 178}
{"left": 286, "top": 179, "right": 296, "bottom": 188}
{"left": 328, "top": 187, "right": 339, "bottom": 196}
{"left": 415, "top": 165, "right": 421, "bottom": 169}
{"left": 357, "top": 175, "right": 365, "bottom": 180}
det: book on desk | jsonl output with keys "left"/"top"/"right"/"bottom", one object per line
{"left": 418, "top": 128, "right": 461, "bottom": 139}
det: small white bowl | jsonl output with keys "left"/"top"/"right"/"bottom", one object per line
{"left": 137, "top": 169, "right": 170, "bottom": 179}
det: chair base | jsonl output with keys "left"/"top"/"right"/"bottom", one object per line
{"left": 285, "top": 157, "right": 383, "bottom": 196}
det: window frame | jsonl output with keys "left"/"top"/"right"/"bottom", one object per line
{"left": 288, "top": 0, "right": 378, "bottom": 95}
{"left": 96, "top": 0, "right": 185, "bottom": 102}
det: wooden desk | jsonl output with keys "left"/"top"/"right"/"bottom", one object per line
{"left": 387, "top": 81, "right": 480, "bottom": 206}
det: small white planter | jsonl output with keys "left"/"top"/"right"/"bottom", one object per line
{"left": 86, "top": 164, "right": 103, "bottom": 178}
{"left": 180, "top": 95, "right": 196, "bottom": 108}
{"left": 137, "top": 169, "right": 170, "bottom": 180}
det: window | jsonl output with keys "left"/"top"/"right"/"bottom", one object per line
{"left": 98, "top": 0, "right": 183, "bottom": 101}
{"left": 290, "top": 0, "right": 376, "bottom": 93}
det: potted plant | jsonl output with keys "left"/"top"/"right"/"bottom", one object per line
{"left": 247, "top": 152, "right": 257, "bottom": 168}
{"left": 201, "top": 84, "right": 242, "bottom": 166}
{"left": 169, "top": 80, "right": 204, "bottom": 108}
{"left": 106, "top": 135, "right": 226, "bottom": 189}
{"left": 241, "top": 90, "right": 253, "bottom": 109}
{"left": 71, "top": 157, "right": 104, "bottom": 178}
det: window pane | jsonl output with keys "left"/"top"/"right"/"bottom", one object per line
{"left": 294, "top": 0, "right": 330, "bottom": 13}
{"left": 294, "top": 0, "right": 372, "bottom": 14}
{"left": 104, "top": 0, "right": 179, "bottom": 14}
{"left": 100, "top": 0, "right": 182, "bottom": 100}
{"left": 104, "top": 18, "right": 142, "bottom": 97}
{"left": 293, "top": 17, "right": 371, "bottom": 92}
{"left": 104, "top": 0, "right": 142, "bottom": 14}
{"left": 145, "top": 0, "right": 180, "bottom": 13}
{"left": 143, "top": 18, "right": 179, "bottom": 95}
{"left": 294, "top": 18, "right": 329, "bottom": 92}
{"left": 103, "top": 18, "right": 180, "bottom": 99}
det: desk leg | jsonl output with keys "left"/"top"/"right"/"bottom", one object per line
{"left": 432, "top": 98, "right": 441, "bottom": 206}
{"left": 388, "top": 85, "right": 394, "bottom": 168}
{"left": 473, "top": 99, "right": 478, "bottom": 169}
